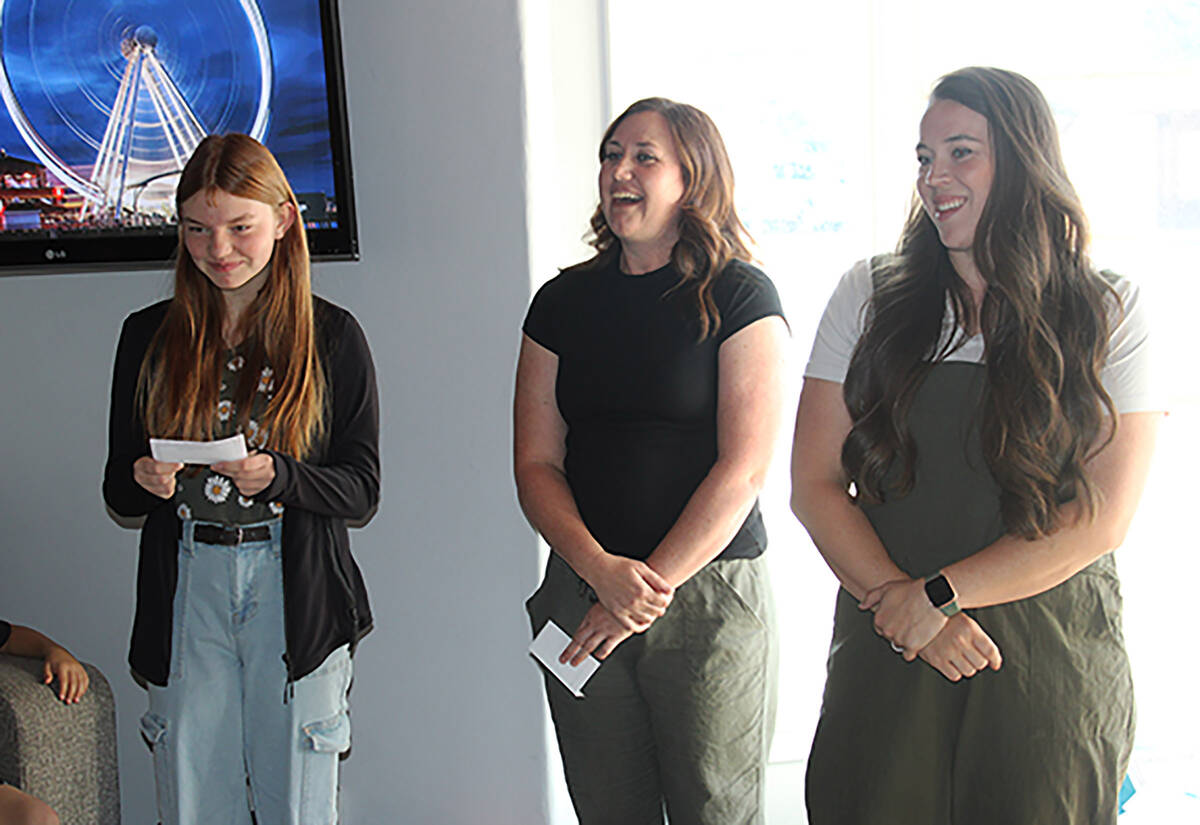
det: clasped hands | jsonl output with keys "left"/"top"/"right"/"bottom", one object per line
{"left": 133, "top": 452, "right": 276, "bottom": 499}
{"left": 860, "top": 578, "right": 1002, "bottom": 682}
{"left": 559, "top": 554, "right": 673, "bottom": 667}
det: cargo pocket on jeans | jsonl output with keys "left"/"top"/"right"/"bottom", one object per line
{"left": 140, "top": 711, "right": 175, "bottom": 818}
{"left": 299, "top": 710, "right": 350, "bottom": 824}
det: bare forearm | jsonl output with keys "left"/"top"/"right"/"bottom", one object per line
{"left": 4, "top": 625, "right": 89, "bottom": 702}
{"left": 792, "top": 482, "right": 908, "bottom": 600}
{"left": 647, "top": 318, "right": 787, "bottom": 587}
{"left": 645, "top": 460, "right": 765, "bottom": 587}
{"left": 790, "top": 378, "right": 907, "bottom": 600}
{"left": 947, "top": 411, "right": 1159, "bottom": 609}
{"left": 517, "top": 460, "right": 676, "bottom": 632}
{"left": 946, "top": 509, "right": 1121, "bottom": 609}
{"left": 515, "top": 462, "right": 608, "bottom": 583}
{"left": 2, "top": 626, "right": 61, "bottom": 660}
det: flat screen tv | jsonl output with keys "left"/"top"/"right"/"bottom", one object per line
{"left": 0, "top": 0, "right": 357, "bottom": 274}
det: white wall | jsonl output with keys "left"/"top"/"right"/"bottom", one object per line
{"left": 0, "top": 1, "right": 557, "bottom": 822}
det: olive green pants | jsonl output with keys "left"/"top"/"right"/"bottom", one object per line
{"left": 527, "top": 553, "right": 777, "bottom": 825}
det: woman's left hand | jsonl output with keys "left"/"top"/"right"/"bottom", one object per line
{"left": 212, "top": 452, "right": 276, "bottom": 497}
{"left": 917, "top": 613, "right": 1002, "bottom": 681}
{"left": 860, "top": 578, "right": 946, "bottom": 661}
{"left": 560, "top": 603, "right": 636, "bottom": 666}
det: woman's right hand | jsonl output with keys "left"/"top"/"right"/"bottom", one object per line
{"left": 561, "top": 603, "right": 635, "bottom": 665}
{"left": 587, "top": 553, "right": 674, "bottom": 632}
{"left": 133, "top": 456, "right": 184, "bottom": 499}
{"left": 917, "top": 613, "right": 1003, "bottom": 682}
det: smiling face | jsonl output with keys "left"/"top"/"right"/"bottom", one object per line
{"left": 599, "top": 109, "right": 686, "bottom": 272}
{"left": 916, "top": 98, "right": 994, "bottom": 255}
{"left": 181, "top": 188, "right": 294, "bottom": 298}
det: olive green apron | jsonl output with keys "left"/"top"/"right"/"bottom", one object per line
{"left": 806, "top": 362, "right": 1134, "bottom": 824}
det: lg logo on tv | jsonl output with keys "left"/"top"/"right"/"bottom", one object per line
{"left": 44, "top": 249, "right": 67, "bottom": 261}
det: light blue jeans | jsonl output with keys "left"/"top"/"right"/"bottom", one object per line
{"left": 140, "top": 520, "right": 352, "bottom": 825}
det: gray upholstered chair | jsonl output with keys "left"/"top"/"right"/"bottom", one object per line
{"left": 0, "top": 653, "right": 120, "bottom": 825}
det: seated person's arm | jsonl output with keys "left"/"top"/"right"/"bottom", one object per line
{"left": 0, "top": 783, "right": 60, "bottom": 825}
{"left": 1, "top": 623, "right": 89, "bottom": 704}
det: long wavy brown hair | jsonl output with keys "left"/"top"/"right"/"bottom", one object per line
{"left": 843, "top": 67, "right": 1118, "bottom": 539}
{"left": 584, "top": 97, "right": 752, "bottom": 340}
{"left": 139, "top": 133, "right": 326, "bottom": 459}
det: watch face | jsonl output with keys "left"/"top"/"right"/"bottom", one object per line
{"left": 925, "top": 574, "right": 955, "bottom": 607}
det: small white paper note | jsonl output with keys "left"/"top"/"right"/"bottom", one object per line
{"left": 150, "top": 434, "right": 248, "bottom": 465}
{"left": 529, "top": 620, "right": 600, "bottom": 698}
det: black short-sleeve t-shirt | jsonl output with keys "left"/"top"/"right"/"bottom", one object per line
{"left": 523, "top": 255, "right": 785, "bottom": 561}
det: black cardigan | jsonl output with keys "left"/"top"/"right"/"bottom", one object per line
{"left": 103, "top": 297, "right": 379, "bottom": 685}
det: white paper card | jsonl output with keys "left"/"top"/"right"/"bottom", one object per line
{"left": 149, "top": 434, "right": 248, "bottom": 465}
{"left": 529, "top": 620, "right": 600, "bottom": 698}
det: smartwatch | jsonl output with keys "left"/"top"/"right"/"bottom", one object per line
{"left": 924, "top": 572, "right": 961, "bottom": 617}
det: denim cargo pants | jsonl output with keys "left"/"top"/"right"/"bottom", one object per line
{"left": 140, "top": 519, "right": 353, "bottom": 825}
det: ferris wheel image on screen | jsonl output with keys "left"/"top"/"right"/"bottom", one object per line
{"left": 0, "top": 0, "right": 272, "bottom": 227}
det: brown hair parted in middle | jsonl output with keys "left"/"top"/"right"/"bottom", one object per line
{"left": 138, "top": 133, "right": 326, "bottom": 460}
{"left": 842, "top": 67, "right": 1118, "bottom": 539}
{"left": 587, "top": 97, "right": 752, "bottom": 340}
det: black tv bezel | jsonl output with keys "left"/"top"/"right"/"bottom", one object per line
{"left": 0, "top": 0, "right": 359, "bottom": 276}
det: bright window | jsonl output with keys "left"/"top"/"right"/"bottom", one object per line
{"left": 607, "top": 1, "right": 1198, "bottom": 821}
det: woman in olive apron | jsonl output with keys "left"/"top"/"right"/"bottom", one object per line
{"left": 791, "top": 67, "right": 1162, "bottom": 824}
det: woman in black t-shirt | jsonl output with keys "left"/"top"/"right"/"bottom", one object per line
{"left": 514, "top": 98, "right": 787, "bottom": 825}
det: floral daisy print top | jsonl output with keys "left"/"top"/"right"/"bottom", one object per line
{"left": 173, "top": 348, "right": 284, "bottom": 525}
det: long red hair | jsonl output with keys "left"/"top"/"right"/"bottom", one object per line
{"left": 138, "top": 133, "right": 325, "bottom": 459}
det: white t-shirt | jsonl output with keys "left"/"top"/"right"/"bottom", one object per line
{"left": 805, "top": 259, "right": 1162, "bottom": 414}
